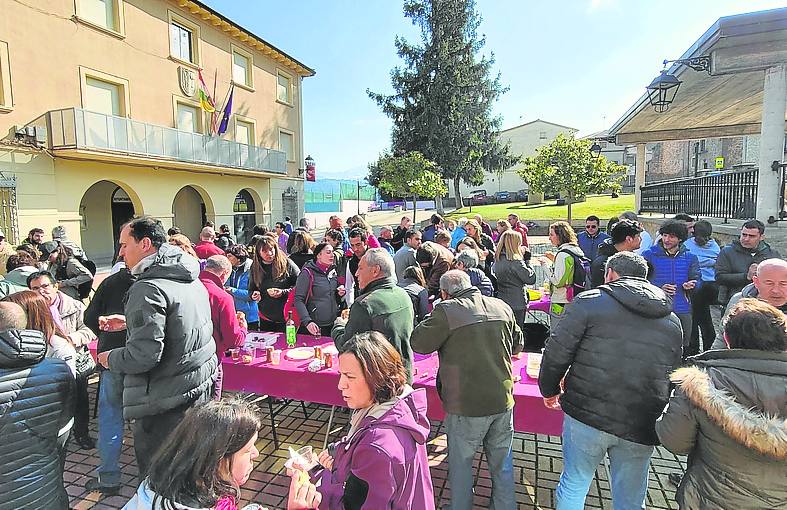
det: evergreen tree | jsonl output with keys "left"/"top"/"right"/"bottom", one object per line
{"left": 368, "top": 0, "right": 517, "bottom": 209}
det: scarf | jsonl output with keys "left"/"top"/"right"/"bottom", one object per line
{"left": 345, "top": 385, "right": 415, "bottom": 445}
{"left": 49, "top": 292, "right": 66, "bottom": 333}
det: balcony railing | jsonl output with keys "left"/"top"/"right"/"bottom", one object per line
{"left": 38, "top": 108, "right": 287, "bottom": 175}
{"left": 639, "top": 169, "right": 758, "bottom": 220}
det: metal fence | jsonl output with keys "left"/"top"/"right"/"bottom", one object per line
{"left": 639, "top": 169, "right": 758, "bottom": 220}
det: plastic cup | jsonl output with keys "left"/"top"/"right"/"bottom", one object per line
{"left": 229, "top": 348, "right": 240, "bottom": 361}
{"left": 271, "top": 350, "right": 281, "bottom": 365}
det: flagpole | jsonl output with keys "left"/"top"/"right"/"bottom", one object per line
{"left": 210, "top": 70, "right": 218, "bottom": 136}
{"left": 214, "top": 83, "right": 232, "bottom": 136}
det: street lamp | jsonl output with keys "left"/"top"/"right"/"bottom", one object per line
{"left": 646, "top": 56, "right": 711, "bottom": 113}
{"left": 589, "top": 142, "right": 602, "bottom": 159}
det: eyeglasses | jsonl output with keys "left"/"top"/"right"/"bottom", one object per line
{"left": 586, "top": 225, "right": 598, "bottom": 230}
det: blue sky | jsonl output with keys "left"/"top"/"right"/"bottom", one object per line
{"left": 203, "top": 0, "right": 787, "bottom": 178}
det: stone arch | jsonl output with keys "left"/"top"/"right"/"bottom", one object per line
{"left": 172, "top": 184, "right": 216, "bottom": 242}
{"left": 78, "top": 179, "right": 143, "bottom": 264}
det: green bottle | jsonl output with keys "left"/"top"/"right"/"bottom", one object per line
{"left": 286, "top": 310, "right": 297, "bottom": 348}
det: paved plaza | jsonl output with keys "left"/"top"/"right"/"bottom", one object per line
{"left": 66, "top": 379, "right": 686, "bottom": 510}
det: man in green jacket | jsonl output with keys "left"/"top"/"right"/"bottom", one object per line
{"left": 332, "top": 247, "right": 414, "bottom": 381}
{"left": 411, "top": 270, "right": 523, "bottom": 510}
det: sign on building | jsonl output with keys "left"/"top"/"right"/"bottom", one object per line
{"left": 715, "top": 157, "right": 724, "bottom": 169}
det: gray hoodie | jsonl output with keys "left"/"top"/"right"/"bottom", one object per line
{"left": 0, "top": 265, "right": 37, "bottom": 298}
{"left": 108, "top": 244, "right": 217, "bottom": 419}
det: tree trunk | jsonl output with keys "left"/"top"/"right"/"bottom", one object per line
{"left": 435, "top": 194, "right": 444, "bottom": 216}
{"left": 412, "top": 196, "right": 418, "bottom": 224}
{"left": 567, "top": 190, "right": 573, "bottom": 224}
{"left": 453, "top": 177, "right": 463, "bottom": 210}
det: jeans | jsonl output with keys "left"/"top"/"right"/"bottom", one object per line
{"left": 675, "top": 312, "right": 693, "bottom": 359}
{"left": 97, "top": 370, "right": 124, "bottom": 485}
{"left": 557, "top": 414, "right": 653, "bottom": 510}
{"left": 445, "top": 409, "right": 515, "bottom": 510}
{"left": 690, "top": 282, "right": 718, "bottom": 355}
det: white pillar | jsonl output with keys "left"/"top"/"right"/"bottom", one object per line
{"left": 756, "top": 65, "right": 787, "bottom": 222}
{"left": 634, "top": 143, "right": 647, "bottom": 213}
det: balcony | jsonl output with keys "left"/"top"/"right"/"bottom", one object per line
{"left": 35, "top": 108, "right": 287, "bottom": 175}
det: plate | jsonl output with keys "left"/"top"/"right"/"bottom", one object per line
{"left": 247, "top": 333, "right": 278, "bottom": 348}
{"left": 285, "top": 347, "right": 316, "bottom": 360}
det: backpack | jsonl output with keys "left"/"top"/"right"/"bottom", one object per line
{"left": 558, "top": 247, "right": 592, "bottom": 301}
{"left": 76, "top": 257, "right": 96, "bottom": 300}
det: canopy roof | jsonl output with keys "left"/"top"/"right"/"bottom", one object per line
{"left": 609, "top": 7, "right": 787, "bottom": 144}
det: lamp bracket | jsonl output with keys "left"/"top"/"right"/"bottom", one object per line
{"left": 663, "top": 56, "right": 711, "bottom": 74}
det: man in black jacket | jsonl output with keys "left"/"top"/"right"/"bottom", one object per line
{"left": 589, "top": 219, "right": 643, "bottom": 288}
{"left": 0, "top": 302, "right": 74, "bottom": 510}
{"left": 539, "top": 251, "right": 683, "bottom": 509}
{"left": 83, "top": 267, "right": 135, "bottom": 495}
{"left": 715, "top": 219, "right": 781, "bottom": 305}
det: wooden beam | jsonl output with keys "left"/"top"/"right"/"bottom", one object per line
{"left": 615, "top": 123, "right": 763, "bottom": 144}
{"left": 713, "top": 39, "right": 787, "bottom": 75}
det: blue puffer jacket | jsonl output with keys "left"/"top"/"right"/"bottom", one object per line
{"left": 225, "top": 258, "right": 259, "bottom": 324}
{"left": 642, "top": 242, "right": 701, "bottom": 314}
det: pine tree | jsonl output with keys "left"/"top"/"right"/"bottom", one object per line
{"left": 368, "top": 0, "right": 517, "bottom": 209}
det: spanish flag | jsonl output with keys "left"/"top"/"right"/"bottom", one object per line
{"left": 197, "top": 70, "right": 215, "bottom": 113}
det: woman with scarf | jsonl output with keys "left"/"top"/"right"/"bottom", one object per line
{"left": 293, "top": 242, "right": 346, "bottom": 337}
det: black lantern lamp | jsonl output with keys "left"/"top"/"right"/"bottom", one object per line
{"left": 589, "top": 142, "right": 602, "bottom": 159}
{"left": 646, "top": 70, "right": 681, "bottom": 113}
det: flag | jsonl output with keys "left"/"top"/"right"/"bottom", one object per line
{"left": 197, "top": 70, "right": 215, "bottom": 113}
{"left": 217, "top": 84, "right": 234, "bottom": 136}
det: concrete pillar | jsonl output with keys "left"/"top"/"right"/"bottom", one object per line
{"left": 756, "top": 65, "right": 787, "bottom": 222}
{"left": 634, "top": 143, "right": 647, "bottom": 213}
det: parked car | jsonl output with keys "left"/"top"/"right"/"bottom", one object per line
{"left": 469, "top": 190, "right": 488, "bottom": 205}
{"left": 516, "top": 189, "right": 528, "bottom": 202}
{"left": 494, "top": 191, "right": 511, "bottom": 202}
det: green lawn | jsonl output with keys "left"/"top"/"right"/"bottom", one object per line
{"left": 448, "top": 194, "right": 635, "bottom": 223}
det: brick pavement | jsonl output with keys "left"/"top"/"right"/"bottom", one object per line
{"left": 66, "top": 379, "right": 685, "bottom": 509}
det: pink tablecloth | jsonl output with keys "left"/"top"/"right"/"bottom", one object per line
{"left": 89, "top": 333, "right": 563, "bottom": 436}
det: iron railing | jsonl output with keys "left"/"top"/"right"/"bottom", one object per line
{"left": 37, "top": 108, "right": 287, "bottom": 174}
{"left": 639, "top": 169, "right": 758, "bottom": 220}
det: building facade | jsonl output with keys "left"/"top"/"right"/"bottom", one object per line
{"left": 448, "top": 119, "right": 577, "bottom": 201}
{"left": 0, "top": 0, "right": 313, "bottom": 263}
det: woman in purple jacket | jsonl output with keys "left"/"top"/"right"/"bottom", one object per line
{"left": 291, "top": 331, "right": 435, "bottom": 509}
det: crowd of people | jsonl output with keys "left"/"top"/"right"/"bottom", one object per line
{"left": 0, "top": 208, "right": 784, "bottom": 510}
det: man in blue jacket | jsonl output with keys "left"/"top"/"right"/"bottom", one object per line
{"left": 642, "top": 220, "right": 701, "bottom": 355}
{"left": 577, "top": 215, "right": 610, "bottom": 261}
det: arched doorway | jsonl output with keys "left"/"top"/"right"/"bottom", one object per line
{"left": 233, "top": 189, "right": 256, "bottom": 244}
{"left": 172, "top": 185, "right": 208, "bottom": 241}
{"left": 78, "top": 180, "right": 141, "bottom": 264}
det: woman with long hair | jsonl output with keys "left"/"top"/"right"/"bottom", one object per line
{"left": 463, "top": 219, "right": 495, "bottom": 273}
{"left": 682, "top": 219, "right": 720, "bottom": 354}
{"left": 289, "top": 332, "right": 434, "bottom": 509}
{"left": 2, "top": 290, "right": 76, "bottom": 376}
{"left": 126, "top": 397, "right": 321, "bottom": 509}
{"left": 293, "top": 242, "right": 345, "bottom": 336}
{"left": 40, "top": 241, "right": 92, "bottom": 301}
{"left": 493, "top": 219, "right": 511, "bottom": 243}
{"left": 249, "top": 235, "right": 300, "bottom": 332}
{"left": 288, "top": 231, "right": 317, "bottom": 269}
{"left": 225, "top": 244, "right": 259, "bottom": 332}
{"left": 169, "top": 234, "right": 199, "bottom": 259}
{"left": 540, "top": 221, "right": 584, "bottom": 330}
{"left": 494, "top": 230, "right": 536, "bottom": 329}
{"left": 399, "top": 265, "right": 429, "bottom": 325}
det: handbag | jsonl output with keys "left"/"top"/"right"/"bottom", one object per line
{"left": 74, "top": 345, "right": 96, "bottom": 379}
{"left": 283, "top": 268, "right": 314, "bottom": 326}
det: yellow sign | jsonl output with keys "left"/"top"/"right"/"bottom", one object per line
{"left": 715, "top": 157, "right": 724, "bottom": 169}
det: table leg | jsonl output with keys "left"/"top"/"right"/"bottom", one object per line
{"left": 323, "top": 406, "right": 336, "bottom": 450}
{"left": 267, "top": 398, "right": 279, "bottom": 450}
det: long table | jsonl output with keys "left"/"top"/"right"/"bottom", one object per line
{"left": 89, "top": 330, "right": 563, "bottom": 436}
{"left": 221, "top": 333, "right": 563, "bottom": 436}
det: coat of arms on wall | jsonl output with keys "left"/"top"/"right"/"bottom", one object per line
{"left": 178, "top": 66, "right": 196, "bottom": 97}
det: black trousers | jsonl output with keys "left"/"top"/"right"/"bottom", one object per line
{"left": 690, "top": 282, "right": 718, "bottom": 356}
{"left": 73, "top": 374, "right": 91, "bottom": 439}
{"left": 132, "top": 391, "right": 210, "bottom": 481}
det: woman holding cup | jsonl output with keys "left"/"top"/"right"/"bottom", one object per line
{"left": 293, "top": 242, "right": 346, "bottom": 337}
{"left": 248, "top": 236, "right": 300, "bottom": 332}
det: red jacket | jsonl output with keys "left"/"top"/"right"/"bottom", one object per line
{"left": 198, "top": 270, "right": 246, "bottom": 353}
{"left": 194, "top": 240, "right": 225, "bottom": 259}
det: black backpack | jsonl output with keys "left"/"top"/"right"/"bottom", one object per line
{"left": 558, "top": 248, "right": 592, "bottom": 300}
{"left": 76, "top": 257, "right": 97, "bottom": 300}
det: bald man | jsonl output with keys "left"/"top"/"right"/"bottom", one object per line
{"left": 711, "top": 258, "right": 787, "bottom": 349}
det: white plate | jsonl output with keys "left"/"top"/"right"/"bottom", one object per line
{"left": 285, "top": 347, "right": 316, "bottom": 360}
{"left": 247, "top": 333, "right": 278, "bottom": 348}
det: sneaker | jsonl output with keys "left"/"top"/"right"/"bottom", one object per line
{"left": 85, "top": 477, "right": 120, "bottom": 496}
{"left": 668, "top": 472, "right": 683, "bottom": 486}
{"left": 75, "top": 435, "right": 96, "bottom": 450}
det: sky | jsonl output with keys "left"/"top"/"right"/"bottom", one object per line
{"left": 203, "top": 0, "right": 787, "bottom": 179}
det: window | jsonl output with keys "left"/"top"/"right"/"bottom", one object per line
{"left": 539, "top": 131, "right": 547, "bottom": 140}
{"left": 231, "top": 45, "right": 253, "bottom": 89}
{"left": 176, "top": 102, "right": 201, "bottom": 133}
{"left": 75, "top": 0, "right": 124, "bottom": 36}
{"left": 277, "top": 71, "right": 291, "bottom": 104}
{"left": 233, "top": 190, "right": 256, "bottom": 245}
{"left": 0, "top": 40, "right": 11, "bottom": 111}
{"left": 235, "top": 119, "right": 254, "bottom": 145}
{"left": 84, "top": 77, "right": 122, "bottom": 116}
{"left": 168, "top": 12, "right": 200, "bottom": 66}
{"left": 279, "top": 130, "right": 294, "bottom": 161}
